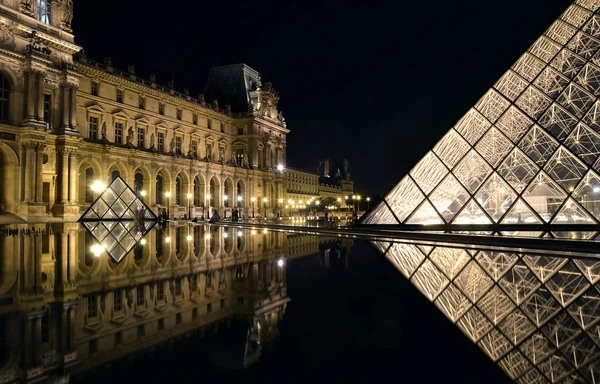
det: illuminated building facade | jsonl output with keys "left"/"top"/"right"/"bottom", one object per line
{"left": 0, "top": 0, "right": 290, "bottom": 222}
{"left": 364, "top": 0, "right": 600, "bottom": 238}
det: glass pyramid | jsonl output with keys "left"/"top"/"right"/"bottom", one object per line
{"left": 79, "top": 177, "right": 157, "bottom": 222}
{"left": 373, "top": 239, "right": 600, "bottom": 383}
{"left": 363, "top": 0, "right": 600, "bottom": 229}
{"left": 79, "top": 176, "right": 157, "bottom": 262}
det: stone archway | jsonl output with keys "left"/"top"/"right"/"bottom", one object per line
{"left": 0, "top": 144, "right": 19, "bottom": 215}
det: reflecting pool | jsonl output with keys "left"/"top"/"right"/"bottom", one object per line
{"left": 3, "top": 222, "right": 599, "bottom": 382}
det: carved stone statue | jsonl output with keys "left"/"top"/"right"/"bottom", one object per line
{"left": 149, "top": 73, "right": 156, "bottom": 83}
{"left": 128, "top": 65, "right": 135, "bottom": 75}
{"left": 150, "top": 133, "right": 155, "bottom": 148}
{"left": 169, "top": 137, "right": 175, "bottom": 153}
{"left": 103, "top": 57, "right": 112, "bottom": 67}
{"left": 243, "top": 154, "right": 249, "bottom": 168}
{"left": 219, "top": 147, "right": 224, "bottom": 162}
{"left": 278, "top": 110, "right": 285, "bottom": 123}
{"left": 213, "top": 99, "right": 219, "bottom": 108}
{"left": 0, "top": 23, "right": 16, "bottom": 50}
{"left": 231, "top": 152, "right": 236, "bottom": 164}
{"left": 55, "top": 0, "right": 73, "bottom": 30}
{"left": 248, "top": 101, "right": 255, "bottom": 113}
{"left": 26, "top": 31, "right": 51, "bottom": 55}
{"left": 206, "top": 144, "right": 211, "bottom": 160}
{"left": 184, "top": 88, "right": 190, "bottom": 96}
{"left": 101, "top": 121, "right": 107, "bottom": 139}
{"left": 126, "top": 126, "right": 134, "bottom": 145}
{"left": 225, "top": 104, "right": 231, "bottom": 113}
{"left": 168, "top": 80, "right": 174, "bottom": 89}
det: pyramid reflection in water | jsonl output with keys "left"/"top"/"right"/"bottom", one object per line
{"left": 363, "top": 0, "right": 600, "bottom": 236}
{"left": 79, "top": 177, "right": 157, "bottom": 262}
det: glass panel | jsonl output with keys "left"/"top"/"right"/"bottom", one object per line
{"left": 457, "top": 307, "right": 493, "bottom": 342}
{"left": 410, "top": 260, "right": 449, "bottom": 301}
{"left": 478, "top": 286, "right": 515, "bottom": 325}
{"left": 546, "top": 262, "right": 590, "bottom": 307}
{"left": 523, "top": 172, "right": 568, "bottom": 222}
{"left": 405, "top": 199, "right": 443, "bottom": 224}
{"left": 454, "top": 260, "right": 494, "bottom": 303}
{"left": 575, "top": 63, "right": 600, "bottom": 95}
{"left": 556, "top": 83, "right": 595, "bottom": 118}
{"left": 475, "top": 174, "right": 518, "bottom": 223}
{"left": 453, "top": 199, "right": 492, "bottom": 224}
{"left": 551, "top": 49, "right": 586, "bottom": 79}
{"left": 498, "top": 149, "right": 540, "bottom": 193}
{"left": 518, "top": 125, "right": 559, "bottom": 167}
{"left": 561, "top": 5, "right": 592, "bottom": 28}
{"left": 474, "top": 89, "right": 510, "bottom": 123}
{"left": 546, "top": 20, "right": 578, "bottom": 45}
{"left": 475, "top": 127, "right": 513, "bottom": 167}
{"left": 565, "top": 286, "right": 600, "bottom": 329}
{"left": 583, "top": 14, "right": 600, "bottom": 37}
{"left": 512, "top": 52, "right": 546, "bottom": 81}
{"left": 385, "top": 243, "right": 425, "bottom": 278}
{"left": 552, "top": 198, "right": 597, "bottom": 224}
{"left": 408, "top": 152, "right": 448, "bottom": 195}
{"left": 454, "top": 108, "right": 491, "bottom": 145}
{"left": 476, "top": 250, "right": 519, "bottom": 282}
{"left": 534, "top": 66, "right": 570, "bottom": 98}
{"left": 385, "top": 176, "right": 425, "bottom": 222}
{"left": 478, "top": 329, "right": 513, "bottom": 362}
{"left": 429, "top": 247, "right": 471, "bottom": 280}
{"left": 495, "top": 106, "right": 533, "bottom": 144}
{"left": 544, "top": 147, "right": 587, "bottom": 192}
{"left": 567, "top": 31, "right": 600, "bottom": 59}
{"left": 519, "top": 333, "right": 556, "bottom": 365}
{"left": 539, "top": 103, "right": 579, "bottom": 141}
{"left": 521, "top": 287, "right": 562, "bottom": 327}
{"left": 529, "top": 35, "right": 562, "bottom": 63}
{"left": 453, "top": 150, "right": 492, "bottom": 194}
{"left": 432, "top": 129, "right": 470, "bottom": 168}
{"left": 583, "top": 100, "right": 600, "bottom": 133}
{"left": 428, "top": 174, "right": 470, "bottom": 223}
{"left": 361, "top": 201, "right": 398, "bottom": 224}
{"left": 501, "top": 199, "right": 543, "bottom": 224}
{"left": 522, "top": 255, "right": 568, "bottom": 283}
{"left": 573, "top": 170, "right": 600, "bottom": 220}
{"left": 494, "top": 70, "right": 528, "bottom": 101}
{"left": 499, "top": 261, "right": 541, "bottom": 305}
{"left": 515, "top": 85, "right": 553, "bottom": 119}
{"left": 564, "top": 122, "right": 600, "bottom": 165}
{"left": 434, "top": 284, "right": 471, "bottom": 322}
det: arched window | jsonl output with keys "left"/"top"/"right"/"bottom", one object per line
{"left": 194, "top": 177, "right": 202, "bottom": 206}
{"left": 0, "top": 73, "right": 9, "bottom": 123}
{"left": 156, "top": 175, "right": 164, "bottom": 205}
{"left": 85, "top": 168, "right": 94, "bottom": 203}
{"left": 111, "top": 170, "right": 120, "bottom": 182}
{"left": 175, "top": 176, "right": 182, "bottom": 205}
{"left": 134, "top": 172, "right": 143, "bottom": 193}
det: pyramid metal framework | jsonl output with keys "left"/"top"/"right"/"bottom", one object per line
{"left": 372, "top": 239, "right": 600, "bottom": 383}
{"left": 363, "top": 0, "right": 600, "bottom": 237}
{"left": 79, "top": 177, "right": 157, "bottom": 262}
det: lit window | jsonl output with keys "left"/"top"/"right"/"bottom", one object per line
{"left": 113, "top": 290, "right": 122, "bottom": 312}
{"left": 157, "top": 132, "right": 164, "bottom": 152}
{"left": 193, "top": 114, "right": 198, "bottom": 125}
{"left": 87, "top": 296, "right": 98, "bottom": 318}
{"left": 37, "top": 0, "right": 51, "bottom": 24}
{"left": 175, "top": 136, "right": 181, "bottom": 155}
{"left": 43, "top": 94, "right": 51, "bottom": 125}
{"left": 136, "top": 285, "right": 144, "bottom": 306}
{"left": 237, "top": 127, "right": 244, "bottom": 135}
{"left": 159, "top": 103, "right": 164, "bottom": 115}
{"left": 191, "top": 140, "right": 197, "bottom": 158}
{"left": 138, "top": 96, "right": 145, "bottom": 109}
{"left": 116, "top": 89, "right": 123, "bottom": 103}
{"left": 176, "top": 108, "right": 182, "bottom": 120}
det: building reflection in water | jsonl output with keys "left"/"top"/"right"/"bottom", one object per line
{"left": 371, "top": 239, "right": 600, "bottom": 383}
{"left": 0, "top": 223, "right": 351, "bottom": 382}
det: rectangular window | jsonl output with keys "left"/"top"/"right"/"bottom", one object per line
{"left": 89, "top": 339, "right": 97, "bottom": 354}
{"left": 190, "top": 275, "right": 197, "bottom": 292}
{"left": 158, "top": 318, "right": 164, "bottom": 330}
{"left": 116, "top": 89, "right": 123, "bottom": 103}
{"left": 113, "top": 290, "right": 122, "bottom": 312}
{"left": 220, "top": 298, "right": 225, "bottom": 310}
{"left": 237, "top": 127, "right": 244, "bottom": 135}
{"left": 192, "top": 114, "right": 198, "bottom": 125}
{"left": 87, "top": 296, "right": 97, "bottom": 318}
{"left": 175, "top": 279, "right": 182, "bottom": 296}
{"left": 91, "top": 81, "right": 98, "bottom": 96}
{"left": 157, "top": 281, "right": 164, "bottom": 301}
{"left": 114, "top": 122, "right": 123, "bottom": 144}
{"left": 176, "top": 108, "right": 182, "bottom": 120}
{"left": 192, "top": 307, "right": 198, "bottom": 319}
{"left": 43, "top": 94, "right": 51, "bottom": 126}
{"left": 41, "top": 312, "right": 49, "bottom": 343}
{"left": 137, "top": 127, "right": 145, "bottom": 148}
{"left": 206, "top": 144, "right": 212, "bottom": 160}
{"left": 191, "top": 140, "right": 197, "bottom": 158}
{"left": 236, "top": 150, "right": 244, "bottom": 166}
{"left": 37, "top": 0, "right": 51, "bottom": 24}
{"left": 88, "top": 116, "right": 99, "bottom": 140}
{"left": 207, "top": 303, "right": 212, "bottom": 314}
{"left": 115, "top": 332, "right": 122, "bottom": 345}
{"left": 138, "top": 325, "right": 145, "bottom": 337}
{"left": 136, "top": 285, "right": 144, "bottom": 306}
{"left": 175, "top": 136, "right": 181, "bottom": 155}
{"left": 138, "top": 96, "right": 145, "bottom": 109}
{"left": 159, "top": 103, "right": 165, "bottom": 115}
{"left": 207, "top": 118, "right": 212, "bottom": 129}
{"left": 176, "top": 313, "right": 182, "bottom": 325}
{"left": 157, "top": 132, "right": 164, "bottom": 152}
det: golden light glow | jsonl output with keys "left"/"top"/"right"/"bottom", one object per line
{"left": 165, "top": 191, "right": 171, "bottom": 198}
{"left": 205, "top": 234, "right": 211, "bottom": 239}
{"left": 140, "top": 239, "right": 147, "bottom": 245}
{"left": 90, "top": 244, "right": 104, "bottom": 257}
{"left": 90, "top": 180, "right": 107, "bottom": 193}
{"left": 263, "top": 197, "right": 268, "bottom": 203}
{"left": 251, "top": 197, "right": 256, "bottom": 202}
{"left": 165, "top": 237, "right": 171, "bottom": 243}
{"left": 140, "top": 190, "right": 147, "bottom": 197}
{"left": 187, "top": 193, "right": 192, "bottom": 199}
{"left": 187, "top": 235, "right": 192, "bottom": 241}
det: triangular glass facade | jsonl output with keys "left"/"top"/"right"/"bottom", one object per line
{"left": 372, "top": 239, "right": 600, "bottom": 383}
{"left": 363, "top": 0, "right": 600, "bottom": 229}
{"left": 79, "top": 177, "right": 157, "bottom": 222}
{"left": 79, "top": 176, "right": 157, "bottom": 262}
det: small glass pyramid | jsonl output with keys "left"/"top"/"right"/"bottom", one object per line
{"left": 362, "top": 0, "right": 600, "bottom": 232}
{"left": 79, "top": 176, "right": 157, "bottom": 262}
{"left": 79, "top": 177, "right": 157, "bottom": 222}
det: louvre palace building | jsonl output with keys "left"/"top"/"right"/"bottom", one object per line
{"left": 0, "top": 0, "right": 350, "bottom": 221}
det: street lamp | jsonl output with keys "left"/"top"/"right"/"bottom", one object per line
{"left": 140, "top": 190, "right": 147, "bottom": 203}
{"left": 278, "top": 198, "right": 283, "bottom": 218}
{"left": 344, "top": 196, "right": 349, "bottom": 218}
{"left": 204, "top": 194, "right": 211, "bottom": 219}
{"left": 251, "top": 197, "right": 256, "bottom": 218}
{"left": 357, "top": 195, "right": 362, "bottom": 213}
{"left": 263, "top": 197, "right": 268, "bottom": 219}
{"left": 165, "top": 191, "right": 171, "bottom": 219}
{"left": 367, "top": 197, "right": 371, "bottom": 210}
{"left": 223, "top": 195, "right": 228, "bottom": 219}
{"left": 277, "top": 164, "right": 284, "bottom": 172}
{"left": 187, "top": 193, "right": 192, "bottom": 219}
{"left": 91, "top": 180, "right": 106, "bottom": 194}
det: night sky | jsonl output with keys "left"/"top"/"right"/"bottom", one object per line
{"left": 72, "top": 0, "right": 573, "bottom": 196}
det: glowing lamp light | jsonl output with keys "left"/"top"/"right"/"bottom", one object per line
{"left": 251, "top": 230, "right": 257, "bottom": 235}
{"left": 251, "top": 197, "right": 256, "bottom": 202}
{"left": 187, "top": 235, "right": 192, "bottom": 241}
{"left": 277, "top": 164, "right": 284, "bottom": 171}
{"left": 263, "top": 228, "right": 268, "bottom": 234}
{"left": 140, "top": 239, "right": 147, "bottom": 245}
{"left": 205, "top": 194, "right": 211, "bottom": 199}
{"left": 90, "top": 180, "right": 106, "bottom": 193}
{"left": 187, "top": 193, "right": 192, "bottom": 199}
{"left": 263, "top": 197, "right": 268, "bottom": 203}
{"left": 165, "top": 237, "right": 171, "bottom": 243}
{"left": 90, "top": 244, "right": 104, "bottom": 257}
{"left": 237, "top": 231, "right": 243, "bottom": 237}
{"left": 279, "top": 199, "right": 283, "bottom": 204}
{"left": 223, "top": 232, "right": 229, "bottom": 239}
{"left": 140, "top": 190, "right": 147, "bottom": 197}
{"left": 237, "top": 195, "right": 243, "bottom": 202}
{"left": 205, "top": 234, "right": 211, "bottom": 239}
{"left": 594, "top": 187, "right": 600, "bottom": 193}
{"left": 223, "top": 195, "right": 229, "bottom": 201}
{"left": 277, "top": 259, "right": 285, "bottom": 267}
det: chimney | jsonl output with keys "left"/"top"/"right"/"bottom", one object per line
{"left": 323, "top": 159, "right": 330, "bottom": 178}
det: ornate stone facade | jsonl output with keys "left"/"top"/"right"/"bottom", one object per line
{"left": 0, "top": 1, "right": 289, "bottom": 221}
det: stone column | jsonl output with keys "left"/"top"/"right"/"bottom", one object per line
{"left": 67, "top": 307, "right": 75, "bottom": 350}
{"left": 62, "top": 85, "right": 70, "bottom": 129}
{"left": 35, "top": 144, "right": 44, "bottom": 203}
{"left": 23, "top": 144, "right": 35, "bottom": 202}
{"left": 69, "top": 86, "right": 77, "bottom": 128}
{"left": 36, "top": 72, "right": 45, "bottom": 121}
{"left": 57, "top": 232, "right": 68, "bottom": 286}
{"left": 58, "top": 150, "right": 69, "bottom": 203}
{"left": 33, "top": 315, "right": 41, "bottom": 364}
{"left": 68, "top": 231, "right": 77, "bottom": 282}
{"left": 23, "top": 315, "right": 34, "bottom": 367}
{"left": 68, "top": 153, "right": 77, "bottom": 204}
{"left": 26, "top": 71, "right": 36, "bottom": 119}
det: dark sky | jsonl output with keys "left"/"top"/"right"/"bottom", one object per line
{"left": 72, "top": 0, "right": 574, "bottom": 196}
